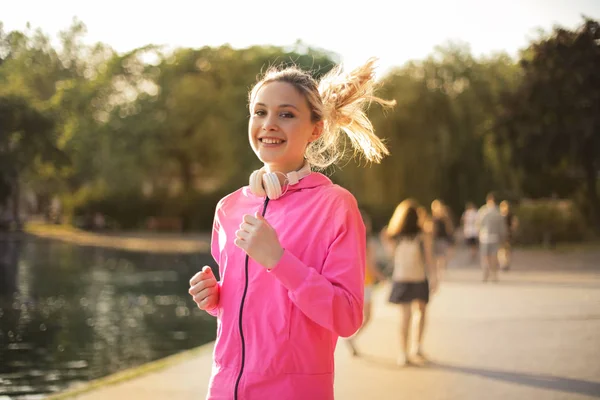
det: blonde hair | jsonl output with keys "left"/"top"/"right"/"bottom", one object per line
{"left": 431, "top": 199, "right": 444, "bottom": 216}
{"left": 248, "top": 58, "right": 395, "bottom": 169}
{"left": 386, "top": 199, "right": 420, "bottom": 238}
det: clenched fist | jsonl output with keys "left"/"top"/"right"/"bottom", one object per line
{"left": 189, "top": 266, "right": 219, "bottom": 311}
{"left": 235, "top": 212, "right": 283, "bottom": 269}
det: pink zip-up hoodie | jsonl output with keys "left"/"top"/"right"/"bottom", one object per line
{"left": 205, "top": 172, "right": 365, "bottom": 400}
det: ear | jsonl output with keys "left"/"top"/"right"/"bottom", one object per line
{"left": 309, "top": 121, "right": 324, "bottom": 143}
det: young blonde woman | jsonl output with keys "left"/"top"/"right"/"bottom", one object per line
{"left": 382, "top": 199, "right": 438, "bottom": 366}
{"left": 188, "top": 59, "right": 394, "bottom": 399}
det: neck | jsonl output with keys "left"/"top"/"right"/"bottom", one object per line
{"left": 265, "top": 161, "right": 307, "bottom": 184}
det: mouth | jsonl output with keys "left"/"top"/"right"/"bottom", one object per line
{"left": 259, "top": 137, "right": 286, "bottom": 145}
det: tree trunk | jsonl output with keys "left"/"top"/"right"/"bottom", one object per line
{"left": 583, "top": 158, "right": 600, "bottom": 232}
{"left": 179, "top": 155, "right": 193, "bottom": 232}
{"left": 10, "top": 171, "right": 22, "bottom": 231}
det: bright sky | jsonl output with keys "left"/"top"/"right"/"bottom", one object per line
{"left": 2, "top": 0, "right": 599, "bottom": 73}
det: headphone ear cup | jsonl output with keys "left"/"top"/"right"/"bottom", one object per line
{"left": 249, "top": 169, "right": 267, "bottom": 197}
{"left": 263, "top": 172, "right": 282, "bottom": 200}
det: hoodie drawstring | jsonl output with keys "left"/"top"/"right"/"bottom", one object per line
{"left": 234, "top": 197, "right": 270, "bottom": 399}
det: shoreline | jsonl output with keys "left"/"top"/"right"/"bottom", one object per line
{"left": 46, "top": 342, "right": 215, "bottom": 400}
{"left": 16, "top": 222, "right": 599, "bottom": 255}
{"left": 21, "top": 222, "right": 211, "bottom": 254}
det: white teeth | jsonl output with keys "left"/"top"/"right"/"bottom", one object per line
{"left": 261, "top": 138, "right": 283, "bottom": 144}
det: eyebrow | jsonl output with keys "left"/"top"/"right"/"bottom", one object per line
{"left": 255, "top": 102, "right": 299, "bottom": 111}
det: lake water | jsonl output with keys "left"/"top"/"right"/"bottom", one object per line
{"left": 0, "top": 235, "right": 217, "bottom": 399}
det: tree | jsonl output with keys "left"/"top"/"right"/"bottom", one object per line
{"left": 0, "top": 96, "right": 67, "bottom": 229}
{"left": 335, "top": 43, "right": 520, "bottom": 223}
{"left": 497, "top": 18, "right": 600, "bottom": 229}
{"left": 136, "top": 45, "right": 336, "bottom": 229}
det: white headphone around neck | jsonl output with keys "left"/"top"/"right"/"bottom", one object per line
{"left": 249, "top": 162, "right": 312, "bottom": 200}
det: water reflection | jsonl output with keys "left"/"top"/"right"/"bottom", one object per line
{"left": 0, "top": 234, "right": 217, "bottom": 399}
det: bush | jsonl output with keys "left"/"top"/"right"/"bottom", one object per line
{"left": 514, "top": 199, "right": 589, "bottom": 245}
{"left": 79, "top": 191, "right": 163, "bottom": 230}
{"left": 66, "top": 185, "right": 229, "bottom": 232}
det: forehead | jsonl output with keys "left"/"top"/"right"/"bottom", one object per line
{"left": 253, "top": 81, "right": 308, "bottom": 108}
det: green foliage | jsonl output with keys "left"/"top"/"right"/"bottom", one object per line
{"left": 1, "top": 17, "right": 597, "bottom": 235}
{"left": 496, "top": 18, "right": 600, "bottom": 229}
{"left": 0, "top": 95, "right": 67, "bottom": 221}
{"left": 514, "top": 199, "right": 589, "bottom": 245}
{"left": 335, "top": 42, "right": 521, "bottom": 216}
{"left": 0, "top": 95, "right": 63, "bottom": 166}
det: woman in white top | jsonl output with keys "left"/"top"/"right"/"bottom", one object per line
{"left": 381, "top": 199, "right": 438, "bottom": 366}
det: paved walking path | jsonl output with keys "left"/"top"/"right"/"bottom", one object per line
{"left": 52, "top": 248, "right": 600, "bottom": 400}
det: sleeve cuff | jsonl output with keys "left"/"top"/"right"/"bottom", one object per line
{"left": 268, "top": 249, "right": 310, "bottom": 292}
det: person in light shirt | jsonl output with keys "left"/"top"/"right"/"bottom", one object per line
{"left": 461, "top": 202, "right": 479, "bottom": 263}
{"left": 381, "top": 199, "right": 438, "bottom": 366}
{"left": 476, "top": 192, "right": 507, "bottom": 282}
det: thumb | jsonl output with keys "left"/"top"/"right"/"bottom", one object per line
{"left": 255, "top": 211, "right": 265, "bottom": 221}
{"left": 201, "top": 265, "right": 214, "bottom": 276}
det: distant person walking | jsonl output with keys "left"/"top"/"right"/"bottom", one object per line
{"left": 476, "top": 193, "right": 507, "bottom": 282}
{"left": 499, "top": 200, "right": 518, "bottom": 271}
{"left": 381, "top": 199, "right": 438, "bottom": 366}
{"left": 461, "top": 202, "right": 479, "bottom": 263}
{"left": 431, "top": 199, "right": 454, "bottom": 277}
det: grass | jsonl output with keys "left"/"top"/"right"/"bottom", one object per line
{"left": 46, "top": 343, "right": 214, "bottom": 400}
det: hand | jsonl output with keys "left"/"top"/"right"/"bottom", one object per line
{"left": 376, "top": 272, "right": 388, "bottom": 283}
{"left": 189, "top": 266, "right": 219, "bottom": 311}
{"left": 235, "top": 212, "right": 283, "bottom": 269}
{"left": 429, "top": 277, "right": 439, "bottom": 294}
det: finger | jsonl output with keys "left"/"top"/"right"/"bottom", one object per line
{"left": 235, "top": 229, "right": 251, "bottom": 241}
{"left": 198, "top": 286, "right": 217, "bottom": 300}
{"left": 243, "top": 214, "right": 258, "bottom": 225}
{"left": 189, "top": 271, "right": 202, "bottom": 287}
{"left": 189, "top": 266, "right": 213, "bottom": 286}
{"left": 194, "top": 293, "right": 209, "bottom": 306}
{"left": 255, "top": 211, "right": 270, "bottom": 225}
{"left": 193, "top": 286, "right": 216, "bottom": 303}
{"left": 199, "top": 295, "right": 216, "bottom": 309}
{"left": 234, "top": 237, "right": 247, "bottom": 249}
{"left": 239, "top": 222, "right": 255, "bottom": 233}
{"left": 189, "top": 278, "right": 217, "bottom": 295}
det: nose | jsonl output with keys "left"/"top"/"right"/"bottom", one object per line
{"left": 263, "top": 114, "right": 279, "bottom": 131}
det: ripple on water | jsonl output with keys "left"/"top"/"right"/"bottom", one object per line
{"left": 63, "top": 360, "right": 88, "bottom": 369}
{"left": 7, "top": 342, "right": 35, "bottom": 350}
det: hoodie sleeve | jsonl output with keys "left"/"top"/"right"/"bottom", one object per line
{"left": 268, "top": 193, "right": 365, "bottom": 337}
{"left": 205, "top": 207, "right": 223, "bottom": 318}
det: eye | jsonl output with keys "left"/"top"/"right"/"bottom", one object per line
{"left": 253, "top": 109, "right": 266, "bottom": 116}
{"left": 280, "top": 112, "right": 294, "bottom": 118}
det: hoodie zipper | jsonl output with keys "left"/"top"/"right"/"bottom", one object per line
{"left": 234, "top": 197, "right": 270, "bottom": 400}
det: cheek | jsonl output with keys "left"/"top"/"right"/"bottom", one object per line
{"left": 248, "top": 120, "right": 258, "bottom": 137}
{"left": 248, "top": 121, "right": 260, "bottom": 151}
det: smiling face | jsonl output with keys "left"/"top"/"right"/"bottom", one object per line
{"left": 249, "top": 81, "right": 322, "bottom": 174}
